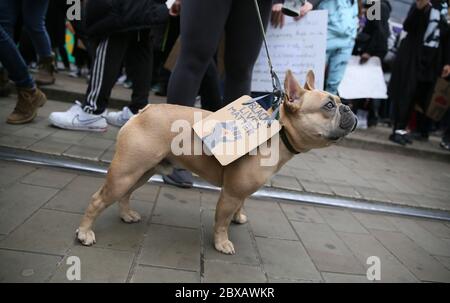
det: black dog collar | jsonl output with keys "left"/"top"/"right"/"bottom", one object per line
{"left": 279, "top": 126, "right": 300, "bottom": 154}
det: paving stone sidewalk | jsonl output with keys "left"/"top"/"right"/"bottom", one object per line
{"left": 1, "top": 160, "right": 450, "bottom": 283}
{"left": 0, "top": 95, "right": 449, "bottom": 211}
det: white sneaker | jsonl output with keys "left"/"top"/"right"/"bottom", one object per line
{"left": 105, "top": 106, "right": 134, "bottom": 127}
{"left": 49, "top": 101, "right": 107, "bottom": 132}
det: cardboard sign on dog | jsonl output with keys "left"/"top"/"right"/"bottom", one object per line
{"left": 193, "top": 95, "right": 281, "bottom": 166}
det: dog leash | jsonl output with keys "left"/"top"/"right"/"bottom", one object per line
{"left": 242, "top": 0, "right": 286, "bottom": 125}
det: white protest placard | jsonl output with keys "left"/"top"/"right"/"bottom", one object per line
{"left": 252, "top": 10, "right": 328, "bottom": 92}
{"left": 338, "top": 56, "right": 388, "bottom": 99}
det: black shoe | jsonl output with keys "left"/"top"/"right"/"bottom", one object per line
{"left": 389, "top": 133, "right": 408, "bottom": 146}
{"left": 411, "top": 132, "right": 429, "bottom": 142}
{"left": 154, "top": 83, "right": 167, "bottom": 97}
{"left": 163, "top": 168, "right": 193, "bottom": 188}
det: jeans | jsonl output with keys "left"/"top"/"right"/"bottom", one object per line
{"left": 0, "top": 0, "right": 52, "bottom": 59}
{"left": 0, "top": 24, "right": 34, "bottom": 88}
{"left": 325, "top": 45, "right": 354, "bottom": 95}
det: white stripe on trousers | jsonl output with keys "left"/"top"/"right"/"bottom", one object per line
{"left": 85, "top": 38, "right": 109, "bottom": 113}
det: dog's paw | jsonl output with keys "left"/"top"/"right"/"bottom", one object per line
{"left": 215, "top": 239, "right": 236, "bottom": 255}
{"left": 76, "top": 228, "right": 96, "bottom": 246}
{"left": 232, "top": 212, "right": 248, "bottom": 224}
{"left": 120, "top": 209, "right": 141, "bottom": 223}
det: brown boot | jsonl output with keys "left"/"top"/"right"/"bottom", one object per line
{"left": 35, "top": 55, "right": 56, "bottom": 86}
{"left": 7, "top": 87, "right": 47, "bottom": 124}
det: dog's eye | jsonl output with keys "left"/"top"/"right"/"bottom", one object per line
{"left": 323, "top": 101, "right": 335, "bottom": 110}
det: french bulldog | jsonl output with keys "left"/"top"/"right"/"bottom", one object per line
{"left": 76, "top": 70, "right": 357, "bottom": 254}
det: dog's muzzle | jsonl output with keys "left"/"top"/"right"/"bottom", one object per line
{"left": 339, "top": 105, "right": 357, "bottom": 132}
{"left": 327, "top": 105, "right": 357, "bottom": 141}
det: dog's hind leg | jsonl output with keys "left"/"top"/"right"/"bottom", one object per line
{"left": 119, "top": 169, "right": 155, "bottom": 223}
{"left": 232, "top": 206, "right": 248, "bottom": 224}
{"left": 76, "top": 165, "right": 150, "bottom": 246}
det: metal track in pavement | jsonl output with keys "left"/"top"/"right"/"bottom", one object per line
{"left": 1, "top": 146, "right": 449, "bottom": 222}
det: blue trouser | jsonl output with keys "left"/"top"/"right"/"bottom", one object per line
{"left": 0, "top": 24, "right": 34, "bottom": 88}
{"left": 0, "top": 0, "right": 52, "bottom": 59}
{"left": 325, "top": 45, "right": 354, "bottom": 95}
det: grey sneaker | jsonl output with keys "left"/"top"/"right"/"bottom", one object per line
{"left": 105, "top": 106, "right": 134, "bottom": 127}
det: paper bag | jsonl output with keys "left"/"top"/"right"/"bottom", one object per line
{"left": 426, "top": 78, "right": 450, "bottom": 122}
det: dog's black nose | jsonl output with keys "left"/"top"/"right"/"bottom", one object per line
{"left": 340, "top": 105, "right": 351, "bottom": 113}
{"left": 339, "top": 105, "right": 356, "bottom": 131}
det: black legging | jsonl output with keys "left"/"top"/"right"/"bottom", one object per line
{"left": 393, "top": 81, "right": 433, "bottom": 133}
{"left": 167, "top": 0, "right": 272, "bottom": 107}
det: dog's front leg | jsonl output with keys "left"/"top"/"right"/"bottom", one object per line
{"left": 214, "top": 190, "right": 244, "bottom": 255}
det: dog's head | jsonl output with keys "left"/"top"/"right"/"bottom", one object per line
{"left": 280, "top": 70, "right": 357, "bottom": 151}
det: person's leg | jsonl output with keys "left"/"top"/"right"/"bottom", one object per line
{"left": 22, "top": 0, "right": 52, "bottom": 58}
{"left": 48, "top": 32, "right": 130, "bottom": 131}
{"left": 0, "top": 24, "right": 47, "bottom": 124}
{"left": 23, "top": 0, "right": 56, "bottom": 85}
{"left": 223, "top": 0, "right": 272, "bottom": 104}
{"left": 83, "top": 33, "right": 130, "bottom": 114}
{"left": 415, "top": 81, "right": 434, "bottom": 139}
{"left": 0, "top": 0, "right": 16, "bottom": 97}
{"left": 167, "top": 0, "right": 232, "bottom": 106}
{"left": 200, "top": 59, "right": 222, "bottom": 112}
{"left": 0, "top": 0, "right": 19, "bottom": 38}
{"left": 126, "top": 30, "right": 153, "bottom": 114}
{"left": 0, "top": 25, "right": 33, "bottom": 89}
{"left": 390, "top": 82, "right": 420, "bottom": 145}
{"left": 59, "top": 44, "right": 71, "bottom": 70}
{"left": 18, "top": 30, "right": 37, "bottom": 65}
{"left": 325, "top": 44, "right": 354, "bottom": 94}
{"left": 105, "top": 30, "right": 153, "bottom": 127}
{"left": 164, "top": 0, "right": 233, "bottom": 188}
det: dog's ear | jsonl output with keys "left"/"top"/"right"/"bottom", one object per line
{"left": 304, "top": 70, "right": 315, "bottom": 91}
{"left": 284, "top": 70, "right": 305, "bottom": 112}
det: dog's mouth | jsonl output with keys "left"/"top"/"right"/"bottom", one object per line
{"left": 327, "top": 109, "right": 358, "bottom": 142}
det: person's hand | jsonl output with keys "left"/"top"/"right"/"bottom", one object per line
{"left": 360, "top": 53, "right": 371, "bottom": 64}
{"left": 294, "top": 2, "right": 313, "bottom": 21}
{"left": 416, "top": 0, "right": 430, "bottom": 10}
{"left": 271, "top": 3, "right": 285, "bottom": 28}
{"left": 442, "top": 65, "right": 450, "bottom": 78}
{"left": 169, "top": 0, "right": 181, "bottom": 17}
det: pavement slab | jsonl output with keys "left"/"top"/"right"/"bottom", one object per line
{"left": 0, "top": 183, "right": 58, "bottom": 234}
{"left": 292, "top": 221, "right": 366, "bottom": 275}
{"left": 50, "top": 246, "right": 135, "bottom": 283}
{"left": 0, "top": 249, "right": 62, "bottom": 283}
{"left": 138, "top": 224, "right": 201, "bottom": 271}
{"left": 371, "top": 229, "right": 450, "bottom": 283}
{"left": 203, "top": 261, "right": 266, "bottom": 283}
{"left": 255, "top": 237, "right": 322, "bottom": 281}
{"left": 245, "top": 200, "right": 298, "bottom": 240}
{"left": 131, "top": 265, "right": 199, "bottom": 283}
